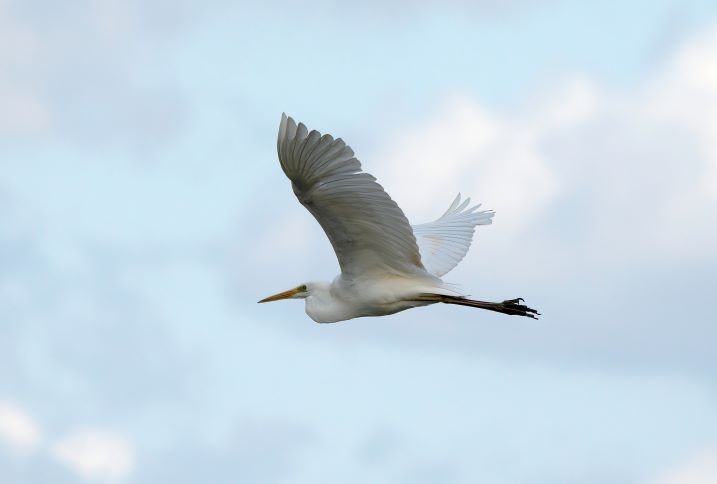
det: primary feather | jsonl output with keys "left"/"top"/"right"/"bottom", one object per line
{"left": 277, "top": 113, "right": 426, "bottom": 280}
{"left": 412, "top": 194, "right": 494, "bottom": 277}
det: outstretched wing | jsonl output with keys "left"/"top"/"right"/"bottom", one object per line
{"left": 277, "top": 114, "right": 426, "bottom": 280}
{"left": 412, "top": 194, "right": 494, "bottom": 277}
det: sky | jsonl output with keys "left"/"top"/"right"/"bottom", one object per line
{"left": 1, "top": 0, "right": 717, "bottom": 483}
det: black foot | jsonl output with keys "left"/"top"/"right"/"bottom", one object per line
{"left": 501, "top": 298, "right": 540, "bottom": 319}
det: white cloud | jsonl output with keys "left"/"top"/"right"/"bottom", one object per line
{"left": 528, "top": 77, "right": 600, "bottom": 131}
{"left": 0, "top": 402, "right": 137, "bottom": 481}
{"left": 0, "top": 87, "right": 51, "bottom": 135}
{"left": 90, "top": 0, "right": 137, "bottom": 39}
{"left": 0, "top": 401, "right": 41, "bottom": 453}
{"left": 647, "top": 25, "right": 717, "bottom": 198}
{"left": 51, "top": 428, "right": 136, "bottom": 482}
{"left": 595, "top": 22, "right": 717, "bottom": 262}
{"left": 0, "top": 0, "right": 187, "bottom": 147}
{"left": 0, "top": 2, "right": 51, "bottom": 136}
{"left": 374, "top": 93, "right": 559, "bottom": 232}
{"left": 371, "top": 23, "right": 717, "bottom": 275}
{"left": 654, "top": 447, "right": 717, "bottom": 484}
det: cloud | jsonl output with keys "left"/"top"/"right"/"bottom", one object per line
{"left": 250, "top": 0, "right": 546, "bottom": 22}
{"left": 0, "top": 0, "right": 188, "bottom": 150}
{"left": 371, "top": 22, "right": 717, "bottom": 272}
{"left": 0, "top": 402, "right": 41, "bottom": 454}
{"left": 0, "top": 400, "right": 138, "bottom": 482}
{"left": 0, "top": 87, "right": 51, "bottom": 136}
{"left": 0, "top": 1, "right": 50, "bottom": 136}
{"left": 51, "top": 429, "right": 135, "bottom": 482}
{"left": 653, "top": 447, "right": 717, "bottom": 484}
{"left": 374, "top": 92, "right": 560, "bottom": 233}
{"left": 643, "top": 23, "right": 717, "bottom": 231}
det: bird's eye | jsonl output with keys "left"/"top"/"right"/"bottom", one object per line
{"left": 299, "top": 284, "right": 307, "bottom": 292}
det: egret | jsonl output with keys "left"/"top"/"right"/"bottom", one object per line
{"left": 259, "top": 114, "right": 539, "bottom": 323}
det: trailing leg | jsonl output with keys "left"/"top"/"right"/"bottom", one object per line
{"left": 415, "top": 294, "right": 540, "bottom": 319}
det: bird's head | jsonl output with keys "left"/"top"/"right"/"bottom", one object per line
{"left": 257, "top": 283, "right": 310, "bottom": 303}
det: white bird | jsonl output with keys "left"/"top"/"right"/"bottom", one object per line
{"left": 259, "top": 114, "right": 539, "bottom": 323}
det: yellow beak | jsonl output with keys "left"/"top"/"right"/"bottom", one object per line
{"left": 257, "top": 287, "right": 302, "bottom": 303}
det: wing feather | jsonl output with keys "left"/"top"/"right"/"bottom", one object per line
{"left": 412, "top": 194, "right": 494, "bottom": 277}
{"left": 277, "top": 114, "right": 426, "bottom": 280}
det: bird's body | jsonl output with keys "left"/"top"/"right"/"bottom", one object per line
{"left": 302, "top": 275, "right": 449, "bottom": 323}
{"left": 259, "top": 114, "right": 539, "bottom": 322}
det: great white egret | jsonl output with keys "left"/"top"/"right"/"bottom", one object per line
{"left": 259, "top": 114, "right": 539, "bottom": 323}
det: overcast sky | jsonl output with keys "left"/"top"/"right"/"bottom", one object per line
{"left": 2, "top": 0, "right": 717, "bottom": 483}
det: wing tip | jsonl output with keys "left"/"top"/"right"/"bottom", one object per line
{"left": 441, "top": 193, "right": 494, "bottom": 221}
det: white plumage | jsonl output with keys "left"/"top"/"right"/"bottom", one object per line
{"left": 412, "top": 194, "right": 494, "bottom": 278}
{"left": 259, "top": 114, "right": 538, "bottom": 323}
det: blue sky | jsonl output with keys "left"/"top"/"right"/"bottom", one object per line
{"left": 2, "top": 0, "right": 717, "bottom": 483}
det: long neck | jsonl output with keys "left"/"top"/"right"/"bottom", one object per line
{"left": 304, "top": 281, "right": 344, "bottom": 323}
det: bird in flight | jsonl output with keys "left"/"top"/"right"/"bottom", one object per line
{"left": 259, "top": 114, "right": 539, "bottom": 323}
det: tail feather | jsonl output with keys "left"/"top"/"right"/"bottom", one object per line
{"left": 416, "top": 294, "right": 540, "bottom": 319}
